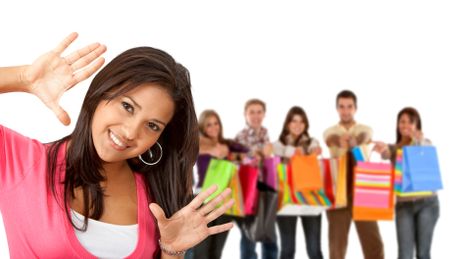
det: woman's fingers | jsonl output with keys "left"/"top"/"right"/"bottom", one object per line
{"left": 64, "top": 43, "right": 106, "bottom": 67}
{"left": 68, "top": 43, "right": 106, "bottom": 70}
{"left": 208, "top": 222, "right": 234, "bottom": 235}
{"left": 188, "top": 184, "right": 218, "bottom": 210}
{"left": 198, "top": 188, "right": 231, "bottom": 216}
{"left": 205, "top": 199, "right": 234, "bottom": 223}
{"left": 73, "top": 57, "right": 105, "bottom": 85}
{"left": 53, "top": 32, "right": 78, "bottom": 55}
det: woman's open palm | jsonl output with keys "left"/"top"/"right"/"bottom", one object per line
{"left": 149, "top": 185, "right": 234, "bottom": 252}
{"left": 24, "top": 32, "right": 106, "bottom": 125}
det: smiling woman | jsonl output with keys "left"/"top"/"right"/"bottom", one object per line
{"left": 91, "top": 84, "right": 174, "bottom": 165}
{"left": 0, "top": 33, "right": 233, "bottom": 258}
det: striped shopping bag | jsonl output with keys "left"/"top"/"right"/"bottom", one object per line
{"left": 353, "top": 161, "right": 394, "bottom": 221}
{"left": 225, "top": 168, "right": 245, "bottom": 216}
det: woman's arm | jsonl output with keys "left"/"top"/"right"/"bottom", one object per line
{"left": 272, "top": 141, "right": 296, "bottom": 158}
{"left": 411, "top": 130, "right": 432, "bottom": 146}
{"left": 0, "top": 66, "right": 30, "bottom": 93}
{"left": 373, "top": 141, "right": 392, "bottom": 160}
{"left": 307, "top": 138, "right": 322, "bottom": 155}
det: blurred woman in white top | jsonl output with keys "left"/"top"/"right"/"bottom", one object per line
{"left": 272, "top": 106, "right": 323, "bottom": 259}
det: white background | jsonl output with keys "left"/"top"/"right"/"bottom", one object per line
{"left": 1, "top": 1, "right": 449, "bottom": 258}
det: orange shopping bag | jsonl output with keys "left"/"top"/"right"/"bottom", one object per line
{"left": 290, "top": 154, "right": 323, "bottom": 192}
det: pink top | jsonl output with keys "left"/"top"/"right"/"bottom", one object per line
{"left": 0, "top": 125, "right": 159, "bottom": 258}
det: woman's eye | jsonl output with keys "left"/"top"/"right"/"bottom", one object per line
{"left": 148, "top": 122, "right": 161, "bottom": 132}
{"left": 122, "top": 102, "right": 134, "bottom": 113}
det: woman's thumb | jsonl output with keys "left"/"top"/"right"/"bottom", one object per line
{"left": 149, "top": 203, "right": 167, "bottom": 223}
{"left": 47, "top": 101, "right": 70, "bottom": 125}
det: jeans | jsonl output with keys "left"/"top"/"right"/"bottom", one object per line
{"left": 277, "top": 214, "right": 323, "bottom": 259}
{"left": 396, "top": 196, "right": 440, "bottom": 259}
{"left": 190, "top": 215, "right": 232, "bottom": 259}
{"left": 235, "top": 217, "right": 278, "bottom": 259}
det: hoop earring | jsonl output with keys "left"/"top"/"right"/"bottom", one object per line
{"left": 139, "top": 141, "right": 163, "bottom": 166}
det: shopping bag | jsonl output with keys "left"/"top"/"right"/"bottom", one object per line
{"left": 242, "top": 183, "right": 278, "bottom": 242}
{"left": 262, "top": 156, "right": 280, "bottom": 191}
{"left": 352, "top": 145, "right": 370, "bottom": 162}
{"left": 291, "top": 154, "right": 323, "bottom": 191}
{"left": 403, "top": 146, "right": 443, "bottom": 192}
{"left": 196, "top": 154, "right": 213, "bottom": 188}
{"left": 225, "top": 169, "right": 245, "bottom": 216}
{"left": 353, "top": 161, "right": 394, "bottom": 221}
{"left": 277, "top": 163, "right": 331, "bottom": 216}
{"left": 238, "top": 164, "right": 259, "bottom": 215}
{"left": 201, "top": 159, "right": 236, "bottom": 203}
{"left": 395, "top": 149, "right": 434, "bottom": 197}
{"left": 322, "top": 155, "right": 347, "bottom": 209}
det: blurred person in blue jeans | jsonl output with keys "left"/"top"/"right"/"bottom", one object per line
{"left": 374, "top": 107, "right": 439, "bottom": 259}
{"left": 234, "top": 99, "right": 277, "bottom": 259}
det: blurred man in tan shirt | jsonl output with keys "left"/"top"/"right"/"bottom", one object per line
{"left": 323, "top": 90, "right": 384, "bottom": 259}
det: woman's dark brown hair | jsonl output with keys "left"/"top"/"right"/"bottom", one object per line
{"left": 47, "top": 47, "right": 198, "bottom": 230}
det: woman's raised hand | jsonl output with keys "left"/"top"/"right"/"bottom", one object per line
{"left": 23, "top": 32, "right": 106, "bottom": 125}
{"left": 149, "top": 185, "right": 234, "bottom": 253}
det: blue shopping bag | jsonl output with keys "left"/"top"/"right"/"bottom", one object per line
{"left": 403, "top": 146, "right": 443, "bottom": 192}
{"left": 352, "top": 145, "right": 369, "bottom": 162}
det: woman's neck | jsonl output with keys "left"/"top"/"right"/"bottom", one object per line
{"left": 399, "top": 136, "right": 412, "bottom": 146}
{"left": 201, "top": 135, "right": 219, "bottom": 145}
{"left": 101, "top": 161, "right": 133, "bottom": 182}
{"left": 210, "top": 136, "right": 219, "bottom": 144}
{"left": 287, "top": 133, "right": 300, "bottom": 144}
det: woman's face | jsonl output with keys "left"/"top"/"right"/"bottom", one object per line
{"left": 398, "top": 113, "right": 417, "bottom": 138}
{"left": 288, "top": 114, "right": 305, "bottom": 138}
{"left": 204, "top": 115, "right": 221, "bottom": 139}
{"left": 91, "top": 83, "right": 175, "bottom": 165}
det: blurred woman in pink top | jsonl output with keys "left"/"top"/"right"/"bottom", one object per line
{"left": 0, "top": 33, "right": 233, "bottom": 258}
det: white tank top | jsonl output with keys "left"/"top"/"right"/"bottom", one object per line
{"left": 71, "top": 209, "right": 138, "bottom": 259}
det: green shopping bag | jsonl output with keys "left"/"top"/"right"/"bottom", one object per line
{"left": 201, "top": 159, "right": 236, "bottom": 203}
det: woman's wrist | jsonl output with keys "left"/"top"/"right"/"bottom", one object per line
{"left": 158, "top": 239, "right": 186, "bottom": 257}
{"left": 18, "top": 65, "right": 32, "bottom": 93}
{"left": 381, "top": 148, "right": 390, "bottom": 159}
{"left": 0, "top": 66, "right": 30, "bottom": 93}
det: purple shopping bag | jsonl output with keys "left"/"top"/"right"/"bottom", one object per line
{"left": 196, "top": 154, "right": 213, "bottom": 188}
{"left": 263, "top": 156, "right": 280, "bottom": 190}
